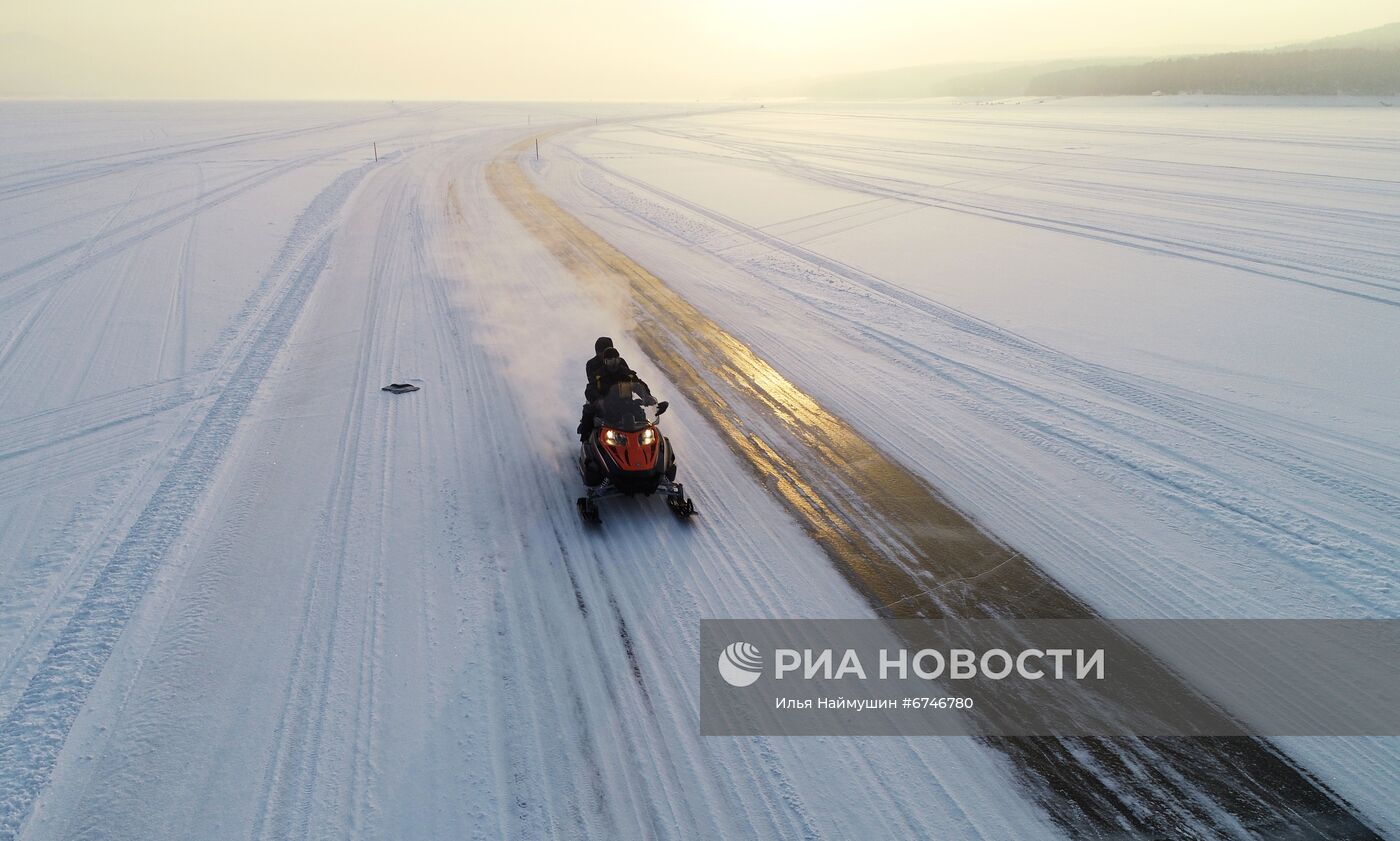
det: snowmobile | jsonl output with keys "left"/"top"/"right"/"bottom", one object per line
{"left": 577, "top": 381, "right": 695, "bottom": 524}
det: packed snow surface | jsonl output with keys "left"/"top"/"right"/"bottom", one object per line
{"left": 0, "top": 102, "right": 1057, "bottom": 840}
{"left": 0, "top": 98, "right": 1396, "bottom": 838}
{"left": 537, "top": 99, "right": 1400, "bottom": 832}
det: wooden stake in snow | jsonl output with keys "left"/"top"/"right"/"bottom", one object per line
{"left": 535, "top": 139, "right": 539, "bottom": 161}
{"left": 373, "top": 142, "right": 378, "bottom": 162}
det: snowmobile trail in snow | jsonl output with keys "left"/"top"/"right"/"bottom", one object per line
{"left": 491, "top": 133, "right": 1382, "bottom": 840}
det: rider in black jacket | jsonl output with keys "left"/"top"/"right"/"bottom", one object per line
{"left": 585, "top": 337, "right": 625, "bottom": 387}
{"left": 578, "top": 342, "right": 651, "bottom": 440}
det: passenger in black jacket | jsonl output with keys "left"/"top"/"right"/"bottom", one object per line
{"left": 579, "top": 337, "right": 622, "bottom": 440}
{"left": 585, "top": 336, "right": 627, "bottom": 388}
{"left": 587, "top": 347, "right": 649, "bottom": 400}
{"left": 578, "top": 344, "right": 652, "bottom": 440}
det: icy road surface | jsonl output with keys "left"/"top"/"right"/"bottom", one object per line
{"left": 0, "top": 104, "right": 1058, "bottom": 840}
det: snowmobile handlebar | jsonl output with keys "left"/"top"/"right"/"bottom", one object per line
{"left": 592, "top": 399, "right": 666, "bottom": 421}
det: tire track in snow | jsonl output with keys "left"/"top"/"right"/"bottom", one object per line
{"left": 606, "top": 123, "right": 1400, "bottom": 307}
{"left": 0, "top": 162, "right": 385, "bottom": 737}
{"left": 0, "top": 157, "right": 377, "bottom": 841}
{"left": 763, "top": 107, "right": 1400, "bottom": 153}
{"left": 0, "top": 144, "right": 353, "bottom": 312}
{"left": 0, "top": 171, "right": 151, "bottom": 384}
{"left": 422, "top": 174, "right": 638, "bottom": 839}
{"left": 248, "top": 171, "right": 407, "bottom": 841}
{"left": 0, "top": 104, "right": 442, "bottom": 202}
{"left": 156, "top": 161, "right": 203, "bottom": 381}
{"left": 490, "top": 138, "right": 1383, "bottom": 841}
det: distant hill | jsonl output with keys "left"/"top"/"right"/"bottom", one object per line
{"left": 741, "top": 21, "right": 1400, "bottom": 100}
{"left": 934, "top": 59, "right": 1152, "bottom": 97}
{"left": 741, "top": 57, "right": 1158, "bottom": 100}
{"left": 1026, "top": 47, "right": 1400, "bottom": 96}
{"left": 739, "top": 61, "right": 1018, "bottom": 99}
{"left": 1274, "top": 21, "right": 1400, "bottom": 51}
{"left": 1023, "top": 22, "right": 1400, "bottom": 97}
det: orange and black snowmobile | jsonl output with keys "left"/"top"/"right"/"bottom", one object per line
{"left": 577, "top": 381, "right": 695, "bottom": 524}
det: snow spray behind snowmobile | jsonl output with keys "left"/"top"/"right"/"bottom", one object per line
{"left": 577, "top": 381, "right": 695, "bottom": 524}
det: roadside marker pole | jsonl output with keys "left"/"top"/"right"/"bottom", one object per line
{"left": 373, "top": 142, "right": 378, "bottom": 162}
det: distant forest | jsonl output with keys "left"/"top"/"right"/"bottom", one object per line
{"left": 1026, "top": 48, "right": 1400, "bottom": 96}
{"left": 751, "top": 22, "right": 1400, "bottom": 99}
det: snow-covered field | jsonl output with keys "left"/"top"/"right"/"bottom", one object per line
{"left": 543, "top": 101, "right": 1400, "bottom": 621}
{"left": 0, "top": 103, "right": 1059, "bottom": 840}
{"left": 0, "top": 99, "right": 1395, "bottom": 838}
{"left": 538, "top": 100, "right": 1400, "bottom": 833}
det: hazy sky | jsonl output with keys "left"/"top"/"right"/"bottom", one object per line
{"left": 3, "top": 0, "right": 1396, "bottom": 99}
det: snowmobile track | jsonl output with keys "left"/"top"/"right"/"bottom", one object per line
{"left": 0, "top": 156, "right": 378, "bottom": 841}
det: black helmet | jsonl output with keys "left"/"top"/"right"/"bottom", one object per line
{"left": 594, "top": 336, "right": 614, "bottom": 356}
{"left": 602, "top": 347, "right": 621, "bottom": 367}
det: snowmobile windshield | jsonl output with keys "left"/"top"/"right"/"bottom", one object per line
{"left": 596, "top": 382, "right": 657, "bottom": 432}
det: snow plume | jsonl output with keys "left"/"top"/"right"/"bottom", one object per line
{"left": 453, "top": 191, "right": 635, "bottom": 436}
{"left": 462, "top": 162, "right": 643, "bottom": 436}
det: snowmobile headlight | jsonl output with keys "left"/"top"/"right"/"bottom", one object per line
{"left": 639, "top": 428, "right": 657, "bottom": 446}
{"left": 603, "top": 429, "right": 624, "bottom": 446}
